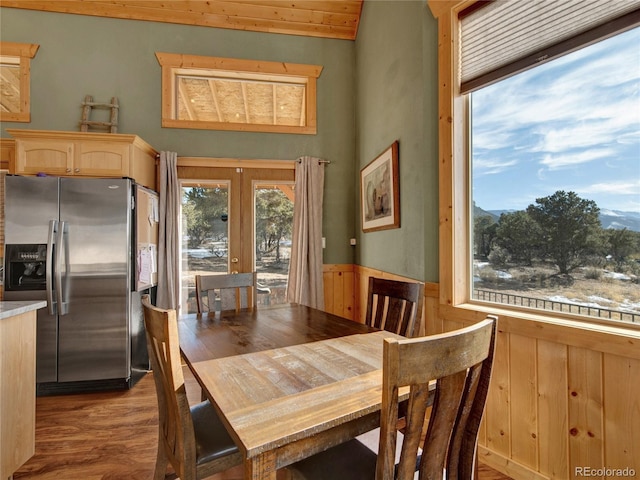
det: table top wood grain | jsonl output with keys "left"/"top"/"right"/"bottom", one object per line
{"left": 178, "top": 303, "right": 376, "bottom": 365}
{"left": 189, "top": 333, "right": 407, "bottom": 479}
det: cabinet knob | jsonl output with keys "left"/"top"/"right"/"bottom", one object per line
{"left": 74, "top": 168, "right": 80, "bottom": 173}
{"left": 66, "top": 168, "right": 72, "bottom": 173}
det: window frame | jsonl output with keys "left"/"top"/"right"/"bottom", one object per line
{"left": 156, "top": 52, "right": 322, "bottom": 135}
{"left": 428, "top": 0, "right": 640, "bottom": 332}
{"left": 0, "top": 41, "right": 39, "bottom": 123}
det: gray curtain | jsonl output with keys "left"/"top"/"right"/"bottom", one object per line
{"left": 156, "top": 151, "right": 180, "bottom": 310}
{"left": 287, "top": 156, "right": 325, "bottom": 309}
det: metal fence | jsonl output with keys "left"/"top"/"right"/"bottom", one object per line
{"left": 473, "top": 289, "right": 639, "bottom": 324}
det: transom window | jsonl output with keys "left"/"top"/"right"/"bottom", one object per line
{"left": 0, "top": 41, "right": 39, "bottom": 123}
{"left": 156, "top": 52, "right": 322, "bottom": 134}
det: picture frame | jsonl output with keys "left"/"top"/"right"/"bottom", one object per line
{"left": 360, "top": 140, "right": 400, "bottom": 232}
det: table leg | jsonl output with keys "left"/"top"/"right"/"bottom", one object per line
{"left": 245, "top": 451, "right": 277, "bottom": 480}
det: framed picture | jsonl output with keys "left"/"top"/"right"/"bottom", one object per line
{"left": 360, "top": 141, "right": 400, "bottom": 232}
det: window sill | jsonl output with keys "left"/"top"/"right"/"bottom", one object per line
{"left": 161, "top": 118, "right": 317, "bottom": 135}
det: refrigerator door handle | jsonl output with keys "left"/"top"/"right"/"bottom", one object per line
{"left": 56, "top": 220, "right": 69, "bottom": 315}
{"left": 47, "top": 220, "right": 58, "bottom": 316}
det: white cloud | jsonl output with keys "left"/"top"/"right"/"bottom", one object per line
{"left": 472, "top": 29, "right": 640, "bottom": 154}
{"left": 617, "top": 130, "right": 640, "bottom": 145}
{"left": 532, "top": 116, "right": 636, "bottom": 152}
{"left": 537, "top": 168, "right": 547, "bottom": 180}
{"left": 471, "top": 132, "right": 514, "bottom": 151}
{"left": 540, "top": 149, "right": 617, "bottom": 170}
{"left": 579, "top": 179, "right": 640, "bottom": 196}
{"left": 473, "top": 157, "right": 518, "bottom": 175}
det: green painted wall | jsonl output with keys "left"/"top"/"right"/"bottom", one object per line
{"left": 354, "top": 1, "right": 439, "bottom": 282}
{"left": 0, "top": 7, "right": 356, "bottom": 264}
{"left": 1, "top": 3, "right": 441, "bottom": 281}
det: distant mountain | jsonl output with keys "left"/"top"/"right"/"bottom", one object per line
{"left": 474, "top": 205, "right": 499, "bottom": 221}
{"left": 599, "top": 209, "right": 640, "bottom": 232}
{"left": 481, "top": 208, "right": 640, "bottom": 232}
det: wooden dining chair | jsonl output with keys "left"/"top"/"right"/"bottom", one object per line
{"left": 141, "top": 295, "right": 243, "bottom": 480}
{"left": 366, "top": 277, "right": 424, "bottom": 337}
{"left": 282, "top": 315, "right": 498, "bottom": 480}
{"left": 195, "top": 272, "right": 260, "bottom": 314}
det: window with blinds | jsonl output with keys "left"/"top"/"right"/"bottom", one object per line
{"left": 466, "top": 2, "right": 640, "bottom": 325}
{"left": 459, "top": 0, "right": 640, "bottom": 92}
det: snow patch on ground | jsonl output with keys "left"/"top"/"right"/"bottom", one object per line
{"left": 475, "top": 262, "right": 512, "bottom": 279}
{"left": 547, "top": 295, "right": 640, "bottom": 312}
{"left": 603, "top": 270, "right": 632, "bottom": 281}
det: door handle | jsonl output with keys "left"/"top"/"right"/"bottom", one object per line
{"left": 55, "top": 221, "right": 69, "bottom": 315}
{"left": 46, "top": 220, "right": 57, "bottom": 315}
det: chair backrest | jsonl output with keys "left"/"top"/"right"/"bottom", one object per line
{"left": 195, "top": 272, "right": 257, "bottom": 314}
{"left": 376, "top": 316, "right": 497, "bottom": 480}
{"left": 141, "top": 294, "right": 196, "bottom": 480}
{"left": 365, "top": 277, "right": 424, "bottom": 337}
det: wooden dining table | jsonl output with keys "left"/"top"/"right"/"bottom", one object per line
{"left": 178, "top": 303, "right": 407, "bottom": 480}
{"left": 178, "top": 302, "right": 377, "bottom": 365}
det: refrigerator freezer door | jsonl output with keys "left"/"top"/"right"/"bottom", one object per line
{"left": 4, "top": 176, "right": 60, "bottom": 383}
{"left": 4, "top": 175, "right": 59, "bottom": 244}
{"left": 57, "top": 178, "right": 132, "bottom": 382}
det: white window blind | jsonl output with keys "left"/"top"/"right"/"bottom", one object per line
{"left": 460, "top": 0, "right": 640, "bottom": 93}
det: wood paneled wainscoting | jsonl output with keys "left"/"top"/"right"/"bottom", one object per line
{"left": 322, "top": 264, "right": 356, "bottom": 320}
{"left": 322, "top": 264, "right": 640, "bottom": 480}
{"left": 322, "top": 264, "right": 436, "bottom": 333}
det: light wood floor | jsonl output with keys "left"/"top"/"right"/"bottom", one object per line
{"left": 14, "top": 369, "right": 513, "bottom": 480}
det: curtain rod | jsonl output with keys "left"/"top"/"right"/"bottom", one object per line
{"left": 297, "top": 159, "right": 330, "bottom": 164}
{"left": 156, "top": 153, "right": 330, "bottom": 165}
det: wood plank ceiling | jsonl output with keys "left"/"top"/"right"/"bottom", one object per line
{"left": 0, "top": 0, "right": 364, "bottom": 40}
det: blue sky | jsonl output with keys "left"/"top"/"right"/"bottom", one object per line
{"left": 472, "top": 26, "right": 640, "bottom": 213}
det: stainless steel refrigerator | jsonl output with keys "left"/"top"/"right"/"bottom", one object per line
{"left": 4, "top": 175, "right": 151, "bottom": 395}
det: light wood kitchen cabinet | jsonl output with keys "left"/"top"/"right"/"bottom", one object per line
{"left": 0, "top": 139, "right": 14, "bottom": 171}
{"left": 6, "top": 129, "right": 158, "bottom": 190}
{"left": 0, "top": 301, "right": 45, "bottom": 479}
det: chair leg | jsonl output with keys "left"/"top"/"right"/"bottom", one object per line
{"left": 473, "top": 450, "right": 479, "bottom": 480}
{"left": 153, "top": 438, "right": 170, "bottom": 480}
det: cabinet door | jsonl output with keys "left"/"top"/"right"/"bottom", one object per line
{"left": 14, "top": 139, "right": 74, "bottom": 175}
{"left": 0, "top": 138, "right": 15, "bottom": 170}
{"left": 0, "top": 310, "right": 37, "bottom": 478}
{"left": 75, "top": 141, "right": 129, "bottom": 176}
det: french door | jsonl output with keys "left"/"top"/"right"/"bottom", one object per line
{"left": 179, "top": 162, "right": 295, "bottom": 313}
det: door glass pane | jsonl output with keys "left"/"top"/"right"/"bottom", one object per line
{"left": 254, "top": 184, "right": 294, "bottom": 306}
{"left": 181, "top": 183, "right": 229, "bottom": 313}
